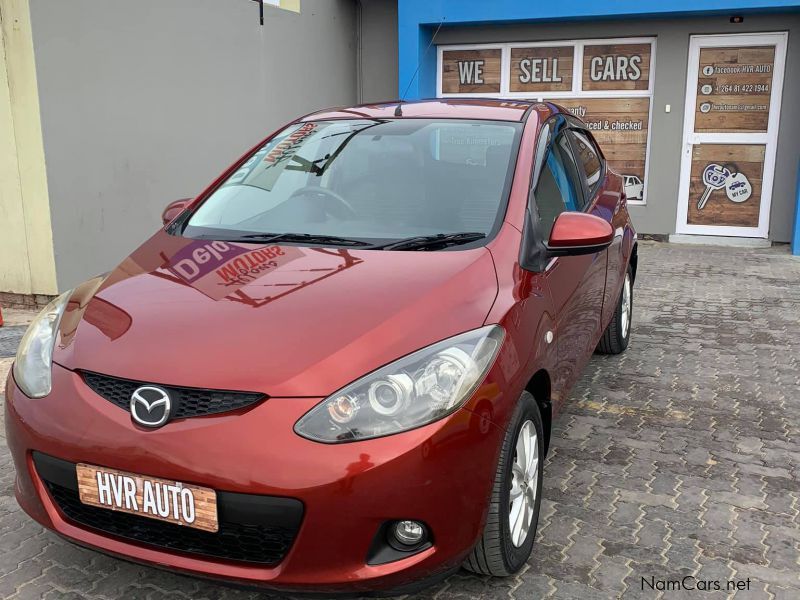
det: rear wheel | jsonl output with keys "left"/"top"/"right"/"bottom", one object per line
{"left": 464, "top": 392, "right": 543, "bottom": 576}
{"left": 597, "top": 265, "right": 633, "bottom": 355}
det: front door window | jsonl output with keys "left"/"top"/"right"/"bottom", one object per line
{"left": 533, "top": 133, "right": 583, "bottom": 239}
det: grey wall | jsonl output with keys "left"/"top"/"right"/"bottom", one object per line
{"left": 30, "top": 0, "right": 358, "bottom": 290}
{"left": 435, "top": 14, "right": 800, "bottom": 241}
{"left": 359, "top": 0, "right": 399, "bottom": 102}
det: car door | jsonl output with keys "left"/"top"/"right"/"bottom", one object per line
{"left": 531, "top": 120, "right": 608, "bottom": 401}
{"left": 567, "top": 128, "right": 624, "bottom": 330}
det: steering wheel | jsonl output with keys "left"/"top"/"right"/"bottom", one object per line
{"left": 288, "top": 186, "right": 357, "bottom": 220}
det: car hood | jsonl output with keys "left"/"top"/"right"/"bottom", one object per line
{"left": 55, "top": 230, "right": 499, "bottom": 397}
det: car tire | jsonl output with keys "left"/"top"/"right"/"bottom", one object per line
{"left": 464, "top": 391, "right": 544, "bottom": 576}
{"left": 597, "top": 265, "right": 633, "bottom": 355}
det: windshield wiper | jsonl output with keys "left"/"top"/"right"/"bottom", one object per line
{"left": 376, "top": 232, "right": 486, "bottom": 251}
{"left": 209, "top": 232, "right": 372, "bottom": 247}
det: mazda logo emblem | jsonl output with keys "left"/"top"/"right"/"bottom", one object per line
{"left": 130, "top": 386, "right": 171, "bottom": 428}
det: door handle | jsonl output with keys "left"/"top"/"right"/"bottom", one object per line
{"left": 685, "top": 134, "right": 700, "bottom": 156}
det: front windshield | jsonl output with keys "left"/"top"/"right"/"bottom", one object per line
{"left": 183, "top": 118, "right": 521, "bottom": 245}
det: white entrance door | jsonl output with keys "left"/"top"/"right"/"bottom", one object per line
{"left": 675, "top": 33, "right": 787, "bottom": 238}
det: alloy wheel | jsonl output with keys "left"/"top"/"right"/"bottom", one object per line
{"left": 509, "top": 420, "right": 539, "bottom": 547}
{"left": 621, "top": 273, "right": 632, "bottom": 339}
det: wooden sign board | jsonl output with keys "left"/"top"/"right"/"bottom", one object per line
{"left": 510, "top": 46, "right": 573, "bottom": 92}
{"left": 77, "top": 463, "right": 219, "bottom": 532}
{"left": 582, "top": 43, "right": 651, "bottom": 91}
{"left": 547, "top": 98, "right": 650, "bottom": 199}
{"left": 686, "top": 144, "right": 765, "bottom": 227}
{"left": 694, "top": 46, "right": 775, "bottom": 133}
{"left": 441, "top": 49, "right": 501, "bottom": 94}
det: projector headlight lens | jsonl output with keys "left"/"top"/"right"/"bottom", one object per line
{"left": 294, "top": 325, "right": 504, "bottom": 442}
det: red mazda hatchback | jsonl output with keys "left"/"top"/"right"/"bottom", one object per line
{"left": 5, "top": 99, "right": 636, "bottom": 595}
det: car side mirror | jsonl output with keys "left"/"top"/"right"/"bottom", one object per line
{"left": 162, "top": 198, "right": 192, "bottom": 226}
{"left": 546, "top": 212, "right": 614, "bottom": 257}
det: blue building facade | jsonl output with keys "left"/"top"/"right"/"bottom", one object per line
{"left": 397, "top": 0, "right": 800, "bottom": 252}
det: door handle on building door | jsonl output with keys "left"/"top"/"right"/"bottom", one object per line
{"left": 685, "top": 134, "right": 700, "bottom": 156}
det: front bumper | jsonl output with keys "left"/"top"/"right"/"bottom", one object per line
{"left": 4, "top": 363, "right": 505, "bottom": 594}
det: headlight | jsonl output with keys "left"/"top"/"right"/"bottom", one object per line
{"left": 294, "top": 325, "right": 504, "bottom": 443}
{"left": 12, "top": 291, "right": 72, "bottom": 398}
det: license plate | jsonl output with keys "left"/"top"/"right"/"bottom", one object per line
{"left": 76, "top": 464, "right": 218, "bottom": 533}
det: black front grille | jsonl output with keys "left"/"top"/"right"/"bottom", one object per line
{"left": 81, "top": 371, "right": 266, "bottom": 420}
{"left": 34, "top": 453, "right": 302, "bottom": 566}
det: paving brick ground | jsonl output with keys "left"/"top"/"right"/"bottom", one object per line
{"left": 1, "top": 242, "right": 799, "bottom": 599}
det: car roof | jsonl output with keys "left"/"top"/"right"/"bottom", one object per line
{"left": 301, "top": 98, "right": 564, "bottom": 123}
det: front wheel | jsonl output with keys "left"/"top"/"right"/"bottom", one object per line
{"left": 464, "top": 392, "right": 544, "bottom": 576}
{"left": 597, "top": 265, "right": 633, "bottom": 355}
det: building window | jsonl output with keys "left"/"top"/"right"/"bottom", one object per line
{"left": 437, "top": 37, "right": 655, "bottom": 205}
